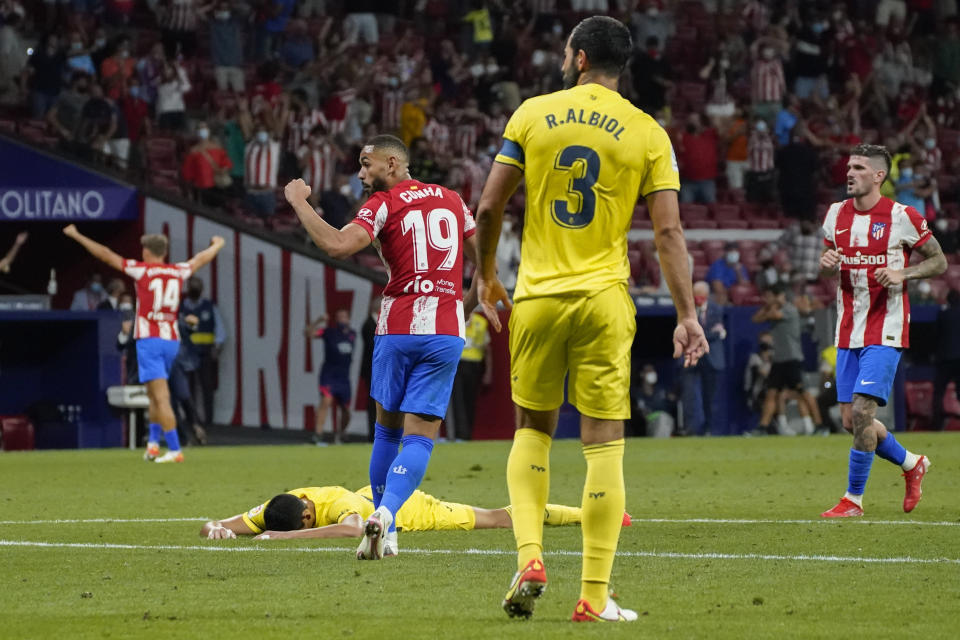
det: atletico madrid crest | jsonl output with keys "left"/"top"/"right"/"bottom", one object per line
{"left": 871, "top": 222, "right": 887, "bottom": 240}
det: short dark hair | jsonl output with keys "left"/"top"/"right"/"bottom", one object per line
{"left": 140, "top": 234, "right": 169, "bottom": 258}
{"left": 569, "top": 16, "right": 633, "bottom": 76}
{"left": 366, "top": 134, "right": 409, "bottom": 163}
{"left": 850, "top": 143, "right": 892, "bottom": 177}
{"left": 263, "top": 494, "right": 304, "bottom": 531}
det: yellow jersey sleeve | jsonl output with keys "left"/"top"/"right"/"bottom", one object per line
{"left": 639, "top": 125, "right": 681, "bottom": 197}
{"left": 241, "top": 501, "right": 268, "bottom": 534}
{"left": 494, "top": 102, "right": 530, "bottom": 171}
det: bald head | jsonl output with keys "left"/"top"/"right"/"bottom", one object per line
{"left": 693, "top": 281, "right": 709, "bottom": 297}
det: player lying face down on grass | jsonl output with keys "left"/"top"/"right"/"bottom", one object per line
{"left": 200, "top": 485, "right": 622, "bottom": 546}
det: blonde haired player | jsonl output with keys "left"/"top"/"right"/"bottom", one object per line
{"left": 201, "top": 485, "right": 601, "bottom": 546}
{"left": 475, "top": 15, "right": 707, "bottom": 622}
{"left": 64, "top": 225, "right": 225, "bottom": 463}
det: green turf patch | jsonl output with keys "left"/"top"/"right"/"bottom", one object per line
{"left": 1, "top": 434, "right": 957, "bottom": 638}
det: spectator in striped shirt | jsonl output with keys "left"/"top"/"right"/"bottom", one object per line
{"left": 750, "top": 39, "right": 786, "bottom": 126}
{"left": 244, "top": 120, "right": 283, "bottom": 219}
{"left": 745, "top": 119, "right": 776, "bottom": 204}
{"left": 158, "top": 0, "right": 204, "bottom": 59}
{"left": 297, "top": 125, "right": 342, "bottom": 207}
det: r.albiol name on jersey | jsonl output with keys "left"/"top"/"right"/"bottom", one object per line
{"left": 543, "top": 108, "right": 626, "bottom": 140}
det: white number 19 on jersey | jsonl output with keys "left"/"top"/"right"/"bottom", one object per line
{"left": 401, "top": 208, "right": 459, "bottom": 273}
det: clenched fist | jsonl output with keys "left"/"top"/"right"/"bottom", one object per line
{"left": 284, "top": 179, "right": 312, "bottom": 203}
{"left": 820, "top": 249, "right": 841, "bottom": 273}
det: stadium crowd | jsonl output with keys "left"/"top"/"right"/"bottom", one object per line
{"left": 2, "top": 0, "right": 960, "bottom": 436}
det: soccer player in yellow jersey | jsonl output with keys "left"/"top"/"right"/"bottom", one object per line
{"left": 200, "top": 486, "right": 593, "bottom": 548}
{"left": 475, "top": 16, "right": 708, "bottom": 623}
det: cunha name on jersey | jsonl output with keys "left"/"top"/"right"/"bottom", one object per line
{"left": 398, "top": 185, "right": 445, "bottom": 203}
{"left": 544, "top": 109, "right": 626, "bottom": 140}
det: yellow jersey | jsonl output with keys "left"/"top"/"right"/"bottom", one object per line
{"left": 461, "top": 313, "right": 490, "bottom": 362}
{"left": 242, "top": 486, "right": 372, "bottom": 534}
{"left": 495, "top": 83, "right": 680, "bottom": 300}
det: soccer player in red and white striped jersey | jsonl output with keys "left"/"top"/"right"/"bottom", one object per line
{"left": 818, "top": 144, "right": 945, "bottom": 518}
{"left": 284, "top": 134, "right": 499, "bottom": 560}
{"left": 63, "top": 225, "right": 224, "bottom": 464}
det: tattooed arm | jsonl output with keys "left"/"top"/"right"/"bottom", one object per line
{"left": 875, "top": 236, "right": 947, "bottom": 287}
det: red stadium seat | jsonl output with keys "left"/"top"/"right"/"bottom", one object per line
{"left": 749, "top": 219, "right": 781, "bottom": 230}
{"left": 693, "top": 264, "right": 709, "bottom": 281}
{"left": 711, "top": 204, "right": 742, "bottom": 221}
{"left": 631, "top": 219, "right": 653, "bottom": 230}
{"left": 905, "top": 381, "right": 934, "bottom": 431}
{"left": 718, "top": 220, "right": 750, "bottom": 229}
{"left": 679, "top": 203, "right": 710, "bottom": 220}
{"left": 1, "top": 415, "right": 35, "bottom": 451}
{"left": 686, "top": 219, "right": 719, "bottom": 229}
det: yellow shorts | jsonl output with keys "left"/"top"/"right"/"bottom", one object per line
{"left": 509, "top": 284, "right": 636, "bottom": 420}
{"left": 394, "top": 490, "right": 476, "bottom": 532}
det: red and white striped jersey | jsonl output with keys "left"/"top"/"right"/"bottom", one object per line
{"left": 822, "top": 197, "right": 932, "bottom": 349}
{"left": 453, "top": 122, "right": 478, "bottom": 157}
{"left": 298, "top": 142, "right": 336, "bottom": 194}
{"left": 123, "top": 259, "right": 193, "bottom": 341}
{"left": 244, "top": 139, "right": 280, "bottom": 188}
{"left": 380, "top": 89, "right": 404, "bottom": 130}
{"left": 162, "top": 0, "right": 199, "bottom": 31}
{"left": 751, "top": 59, "right": 785, "bottom": 103}
{"left": 747, "top": 131, "right": 775, "bottom": 171}
{"left": 351, "top": 179, "right": 476, "bottom": 338}
{"left": 423, "top": 118, "right": 450, "bottom": 153}
{"left": 286, "top": 108, "right": 328, "bottom": 152}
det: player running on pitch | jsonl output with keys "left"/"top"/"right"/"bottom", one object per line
{"left": 284, "top": 134, "right": 491, "bottom": 560}
{"left": 475, "top": 16, "right": 706, "bottom": 623}
{"left": 201, "top": 485, "right": 600, "bottom": 544}
{"left": 64, "top": 225, "right": 225, "bottom": 463}
{"left": 819, "top": 143, "right": 945, "bottom": 518}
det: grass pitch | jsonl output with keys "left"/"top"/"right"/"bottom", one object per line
{"left": 1, "top": 434, "right": 958, "bottom": 639}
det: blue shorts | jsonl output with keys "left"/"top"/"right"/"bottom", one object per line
{"left": 370, "top": 334, "right": 465, "bottom": 419}
{"left": 136, "top": 338, "right": 180, "bottom": 383}
{"left": 835, "top": 345, "right": 902, "bottom": 406}
{"left": 319, "top": 372, "right": 352, "bottom": 405}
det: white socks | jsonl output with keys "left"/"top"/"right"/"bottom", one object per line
{"left": 901, "top": 451, "right": 920, "bottom": 472}
{"left": 843, "top": 492, "right": 863, "bottom": 507}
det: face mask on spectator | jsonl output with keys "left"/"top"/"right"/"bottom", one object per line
{"left": 198, "top": 128, "right": 210, "bottom": 140}
{"left": 388, "top": 76, "right": 399, "bottom": 88}
{"left": 811, "top": 22, "right": 825, "bottom": 35}
{"left": 129, "top": 86, "right": 140, "bottom": 98}
{"left": 762, "top": 48, "right": 775, "bottom": 60}
{"left": 726, "top": 250, "right": 740, "bottom": 263}
{"left": 94, "top": 37, "right": 106, "bottom": 48}
{"left": 552, "top": 23, "right": 563, "bottom": 35}
{"left": 215, "top": 10, "right": 230, "bottom": 20}
{"left": 900, "top": 167, "right": 913, "bottom": 179}
{"left": 119, "top": 48, "right": 130, "bottom": 59}
{"left": 646, "top": 7, "right": 659, "bottom": 17}
{"left": 256, "top": 131, "right": 269, "bottom": 143}
{"left": 340, "top": 183, "right": 353, "bottom": 197}
{"left": 644, "top": 372, "right": 658, "bottom": 385}
{"left": 755, "top": 120, "right": 768, "bottom": 133}
{"left": 486, "top": 63, "right": 499, "bottom": 75}
{"left": 70, "top": 42, "right": 83, "bottom": 52}
{"left": 471, "top": 63, "right": 485, "bottom": 77}
{"left": 918, "top": 281, "right": 932, "bottom": 295}
{"left": 364, "top": 55, "right": 374, "bottom": 64}
{"left": 925, "top": 138, "right": 936, "bottom": 150}
{"left": 936, "top": 218, "right": 949, "bottom": 232}
{"left": 764, "top": 266, "right": 777, "bottom": 282}
{"left": 89, "top": 282, "right": 104, "bottom": 294}
{"left": 119, "top": 302, "right": 134, "bottom": 312}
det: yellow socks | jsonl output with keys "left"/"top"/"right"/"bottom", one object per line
{"left": 506, "top": 428, "right": 552, "bottom": 570}
{"left": 544, "top": 503, "right": 581, "bottom": 525}
{"left": 580, "top": 438, "right": 626, "bottom": 611}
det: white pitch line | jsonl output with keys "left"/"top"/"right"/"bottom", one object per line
{"left": 1, "top": 516, "right": 958, "bottom": 527}
{"left": 0, "top": 517, "right": 210, "bottom": 525}
{"left": 1, "top": 539, "right": 957, "bottom": 565}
